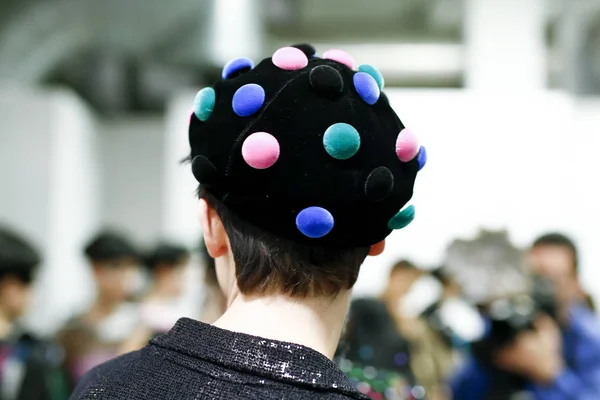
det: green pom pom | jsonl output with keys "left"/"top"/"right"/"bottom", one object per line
{"left": 358, "top": 64, "right": 384, "bottom": 91}
{"left": 323, "top": 123, "right": 361, "bottom": 160}
{"left": 388, "top": 205, "right": 415, "bottom": 230}
{"left": 193, "top": 87, "right": 216, "bottom": 121}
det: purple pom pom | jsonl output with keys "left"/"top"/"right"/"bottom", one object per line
{"left": 353, "top": 72, "right": 380, "bottom": 105}
{"left": 296, "top": 207, "right": 334, "bottom": 238}
{"left": 417, "top": 146, "right": 427, "bottom": 171}
{"left": 232, "top": 84, "right": 265, "bottom": 117}
{"left": 222, "top": 57, "right": 254, "bottom": 79}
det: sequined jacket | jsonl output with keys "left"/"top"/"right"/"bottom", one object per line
{"left": 69, "top": 318, "right": 370, "bottom": 399}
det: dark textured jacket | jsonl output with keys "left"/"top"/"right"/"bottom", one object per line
{"left": 70, "top": 318, "right": 369, "bottom": 399}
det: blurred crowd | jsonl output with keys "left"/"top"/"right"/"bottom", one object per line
{"left": 0, "top": 225, "right": 599, "bottom": 400}
{"left": 335, "top": 232, "right": 600, "bottom": 400}
{"left": 0, "top": 226, "right": 225, "bottom": 400}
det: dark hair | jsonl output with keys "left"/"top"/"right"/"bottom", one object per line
{"left": 0, "top": 226, "right": 40, "bottom": 284}
{"left": 390, "top": 259, "right": 418, "bottom": 275}
{"left": 84, "top": 231, "right": 139, "bottom": 263}
{"left": 532, "top": 232, "right": 578, "bottom": 273}
{"left": 201, "top": 188, "right": 370, "bottom": 297}
{"left": 145, "top": 243, "right": 190, "bottom": 272}
{"left": 431, "top": 266, "right": 453, "bottom": 286}
{"left": 199, "top": 240, "right": 218, "bottom": 286}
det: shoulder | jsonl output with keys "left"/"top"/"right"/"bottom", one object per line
{"left": 449, "top": 358, "right": 489, "bottom": 399}
{"left": 569, "top": 305, "right": 600, "bottom": 337}
{"left": 70, "top": 351, "right": 142, "bottom": 399}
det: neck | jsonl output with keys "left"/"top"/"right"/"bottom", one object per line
{"left": 146, "top": 283, "right": 172, "bottom": 302}
{"left": 213, "top": 290, "right": 351, "bottom": 359}
{"left": 92, "top": 295, "right": 121, "bottom": 319}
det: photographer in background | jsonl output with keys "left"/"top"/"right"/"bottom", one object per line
{"left": 451, "top": 233, "right": 600, "bottom": 399}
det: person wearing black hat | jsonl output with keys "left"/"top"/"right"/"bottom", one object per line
{"left": 60, "top": 231, "right": 143, "bottom": 389}
{"left": 70, "top": 44, "right": 427, "bottom": 399}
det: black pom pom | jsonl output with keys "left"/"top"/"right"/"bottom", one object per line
{"left": 191, "top": 155, "right": 218, "bottom": 186}
{"left": 364, "top": 167, "right": 394, "bottom": 202}
{"left": 291, "top": 43, "right": 316, "bottom": 58}
{"left": 309, "top": 65, "right": 344, "bottom": 99}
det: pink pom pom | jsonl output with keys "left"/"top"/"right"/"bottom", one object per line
{"left": 323, "top": 49, "right": 355, "bottom": 69}
{"left": 395, "top": 128, "right": 420, "bottom": 162}
{"left": 242, "top": 132, "right": 280, "bottom": 169}
{"left": 272, "top": 47, "right": 309, "bottom": 71}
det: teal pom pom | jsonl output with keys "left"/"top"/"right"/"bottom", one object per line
{"left": 358, "top": 64, "right": 384, "bottom": 91}
{"left": 193, "top": 87, "right": 216, "bottom": 121}
{"left": 323, "top": 123, "right": 361, "bottom": 160}
{"left": 388, "top": 205, "right": 415, "bottom": 230}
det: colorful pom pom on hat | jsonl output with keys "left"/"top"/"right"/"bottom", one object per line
{"left": 189, "top": 44, "right": 425, "bottom": 247}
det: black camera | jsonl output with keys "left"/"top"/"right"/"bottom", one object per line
{"left": 476, "top": 275, "right": 557, "bottom": 353}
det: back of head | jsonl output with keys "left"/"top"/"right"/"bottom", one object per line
{"left": 0, "top": 226, "right": 40, "bottom": 284}
{"left": 84, "top": 230, "right": 139, "bottom": 265}
{"left": 145, "top": 242, "right": 190, "bottom": 272}
{"left": 189, "top": 44, "right": 427, "bottom": 298}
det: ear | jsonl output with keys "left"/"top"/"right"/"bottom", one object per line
{"left": 198, "top": 199, "right": 229, "bottom": 259}
{"left": 368, "top": 240, "right": 386, "bottom": 256}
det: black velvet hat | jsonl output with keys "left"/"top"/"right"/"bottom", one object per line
{"left": 189, "top": 44, "right": 426, "bottom": 248}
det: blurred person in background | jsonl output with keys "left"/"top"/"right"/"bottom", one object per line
{"left": 422, "top": 267, "right": 484, "bottom": 355}
{"left": 197, "top": 240, "right": 225, "bottom": 324}
{"left": 450, "top": 232, "right": 600, "bottom": 399}
{"left": 60, "top": 231, "right": 145, "bottom": 389}
{"left": 139, "top": 242, "right": 190, "bottom": 335}
{"left": 0, "top": 226, "right": 69, "bottom": 400}
{"left": 336, "top": 297, "right": 418, "bottom": 400}
{"left": 381, "top": 260, "right": 453, "bottom": 400}
{"left": 70, "top": 44, "right": 425, "bottom": 399}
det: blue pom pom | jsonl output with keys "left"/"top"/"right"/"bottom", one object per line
{"left": 296, "top": 207, "right": 334, "bottom": 238}
{"left": 353, "top": 72, "right": 380, "bottom": 105}
{"left": 222, "top": 57, "right": 254, "bottom": 79}
{"left": 358, "top": 64, "right": 385, "bottom": 90}
{"left": 323, "top": 123, "right": 361, "bottom": 160}
{"left": 388, "top": 205, "right": 415, "bottom": 230}
{"left": 417, "top": 146, "right": 427, "bottom": 171}
{"left": 232, "top": 84, "right": 265, "bottom": 117}
{"left": 193, "top": 87, "right": 216, "bottom": 122}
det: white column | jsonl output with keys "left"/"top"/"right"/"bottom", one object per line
{"left": 203, "top": 0, "right": 264, "bottom": 66}
{"left": 162, "top": 91, "right": 202, "bottom": 248}
{"left": 464, "top": 0, "right": 547, "bottom": 90}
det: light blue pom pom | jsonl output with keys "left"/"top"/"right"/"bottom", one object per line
{"left": 323, "top": 123, "right": 361, "bottom": 160}
{"left": 193, "top": 87, "right": 216, "bottom": 122}
{"left": 388, "top": 205, "right": 415, "bottom": 230}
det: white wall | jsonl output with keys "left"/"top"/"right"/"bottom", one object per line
{"left": 357, "top": 89, "right": 600, "bottom": 301}
{"left": 100, "top": 117, "right": 165, "bottom": 245}
{"left": 163, "top": 92, "right": 202, "bottom": 248}
{"left": 0, "top": 87, "right": 100, "bottom": 334}
{"left": 0, "top": 88, "right": 52, "bottom": 246}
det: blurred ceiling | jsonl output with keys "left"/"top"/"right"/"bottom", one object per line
{"left": 0, "top": 0, "right": 599, "bottom": 114}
